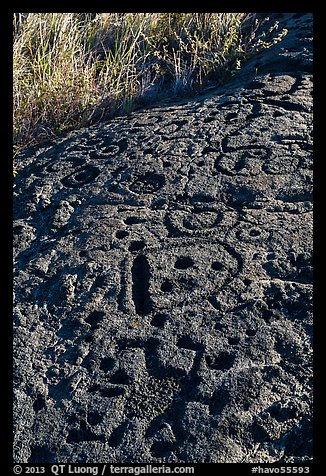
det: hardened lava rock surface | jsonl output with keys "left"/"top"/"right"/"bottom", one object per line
{"left": 13, "top": 13, "right": 313, "bottom": 464}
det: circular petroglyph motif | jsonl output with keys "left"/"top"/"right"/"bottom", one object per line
{"left": 129, "top": 172, "right": 166, "bottom": 194}
{"left": 167, "top": 204, "right": 238, "bottom": 236}
{"left": 61, "top": 165, "right": 100, "bottom": 188}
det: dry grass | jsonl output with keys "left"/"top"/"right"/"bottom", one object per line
{"left": 13, "top": 12, "right": 267, "bottom": 152}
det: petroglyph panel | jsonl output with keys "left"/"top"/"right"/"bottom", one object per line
{"left": 13, "top": 13, "right": 313, "bottom": 464}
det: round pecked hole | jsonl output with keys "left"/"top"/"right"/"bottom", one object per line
{"left": 161, "top": 280, "right": 173, "bottom": 293}
{"left": 116, "top": 230, "right": 129, "bottom": 239}
{"left": 100, "top": 356, "right": 115, "bottom": 372}
{"left": 249, "top": 229, "right": 261, "bottom": 237}
{"left": 33, "top": 395, "right": 46, "bottom": 412}
{"left": 151, "top": 313, "right": 168, "bottom": 328}
{"left": 85, "top": 311, "right": 105, "bottom": 328}
{"left": 87, "top": 411, "right": 102, "bottom": 426}
{"left": 211, "top": 261, "right": 224, "bottom": 271}
{"left": 174, "top": 256, "right": 194, "bottom": 269}
{"left": 109, "top": 369, "right": 131, "bottom": 385}
{"left": 228, "top": 336, "right": 241, "bottom": 346}
{"left": 128, "top": 240, "right": 145, "bottom": 252}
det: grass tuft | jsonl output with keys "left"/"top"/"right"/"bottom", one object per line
{"left": 13, "top": 13, "right": 286, "bottom": 152}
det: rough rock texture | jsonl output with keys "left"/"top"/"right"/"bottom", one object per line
{"left": 13, "top": 13, "right": 313, "bottom": 464}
